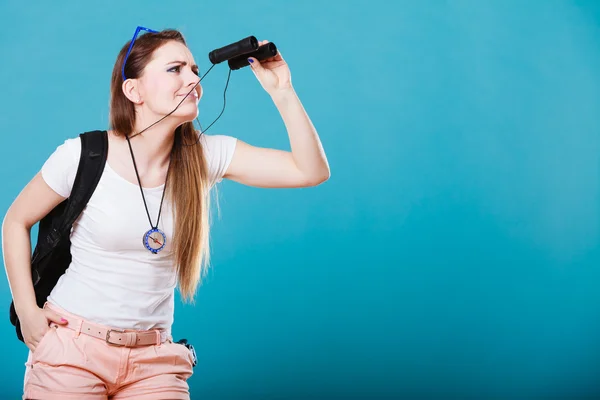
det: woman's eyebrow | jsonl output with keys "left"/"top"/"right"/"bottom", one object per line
{"left": 166, "top": 60, "right": 199, "bottom": 71}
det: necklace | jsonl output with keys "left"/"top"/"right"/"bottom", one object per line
{"left": 125, "top": 135, "right": 173, "bottom": 254}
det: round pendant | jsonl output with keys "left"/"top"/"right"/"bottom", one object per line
{"left": 143, "top": 228, "right": 166, "bottom": 254}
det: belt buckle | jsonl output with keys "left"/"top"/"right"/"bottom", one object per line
{"left": 106, "top": 328, "right": 125, "bottom": 345}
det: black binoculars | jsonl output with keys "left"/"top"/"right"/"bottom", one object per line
{"left": 208, "top": 36, "right": 278, "bottom": 70}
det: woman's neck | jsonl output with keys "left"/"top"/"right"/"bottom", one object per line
{"left": 125, "top": 120, "right": 180, "bottom": 169}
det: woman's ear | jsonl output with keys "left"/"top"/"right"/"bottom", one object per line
{"left": 122, "top": 79, "right": 143, "bottom": 104}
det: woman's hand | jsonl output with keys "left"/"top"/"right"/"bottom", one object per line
{"left": 248, "top": 40, "right": 293, "bottom": 95}
{"left": 19, "top": 305, "right": 67, "bottom": 352}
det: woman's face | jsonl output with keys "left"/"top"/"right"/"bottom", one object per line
{"left": 135, "top": 41, "right": 202, "bottom": 122}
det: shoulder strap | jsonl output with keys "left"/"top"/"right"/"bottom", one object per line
{"left": 49, "top": 130, "right": 108, "bottom": 243}
{"left": 59, "top": 130, "right": 108, "bottom": 234}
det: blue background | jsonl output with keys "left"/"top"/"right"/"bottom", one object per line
{"left": 1, "top": 0, "right": 600, "bottom": 398}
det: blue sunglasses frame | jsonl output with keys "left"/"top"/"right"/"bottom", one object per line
{"left": 122, "top": 26, "right": 159, "bottom": 81}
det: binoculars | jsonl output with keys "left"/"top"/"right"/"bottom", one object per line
{"left": 208, "top": 36, "right": 278, "bottom": 70}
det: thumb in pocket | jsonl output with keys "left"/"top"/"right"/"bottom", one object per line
{"left": 44, "top": 309, "right": 68, "bottom": 325}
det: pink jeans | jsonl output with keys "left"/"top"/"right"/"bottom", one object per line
{"left": 23, "top": 302, "right": 194, "bottom": 399}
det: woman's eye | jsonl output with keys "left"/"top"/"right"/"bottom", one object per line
{"left": 168, "top": 65, "right": 181, "bottom": 73}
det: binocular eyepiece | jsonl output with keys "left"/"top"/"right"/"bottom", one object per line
{"left": 208, "top": 36, "right": 278, "bottom": 70}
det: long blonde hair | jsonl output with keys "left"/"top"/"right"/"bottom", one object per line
{"left": 109, "top": 29, "right": 210, "bottom": 302}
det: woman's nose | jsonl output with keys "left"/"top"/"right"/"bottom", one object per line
{"left": 184, "top": 68, "right": 200, "bottom": 86}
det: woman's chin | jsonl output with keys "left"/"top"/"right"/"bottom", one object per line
{"left": 172, "top": 108, "right": 199, "bottom": 122}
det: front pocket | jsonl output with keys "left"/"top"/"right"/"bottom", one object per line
{"left": 171, "top": 342, "right": 194, "bottom": 365}
{"left": 159, "top": 341, "right": 195, "bottom": 373}
{"left": 32, "top": 324, "right": 57, "bottom": 358}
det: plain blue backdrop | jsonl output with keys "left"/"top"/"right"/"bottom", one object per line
{"left": 1, "top": 0, "right": 600, "bottom": 398}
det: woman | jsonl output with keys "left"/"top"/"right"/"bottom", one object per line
{"left": 2, "top": 28, "right": 329, "bottom": 399}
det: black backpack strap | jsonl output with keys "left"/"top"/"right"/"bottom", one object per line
{"left": 50, "top": 130, "right": 108, "bottom": 243}
{"left": 32, "top": 130, "right": 108, "bottom": 278}
{"left": 59, "top": 130, "right": 108, "bottom": 231}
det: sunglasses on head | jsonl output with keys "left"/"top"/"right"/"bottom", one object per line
{"left": 121, "top": 26, "right": 159, "bottom": 82}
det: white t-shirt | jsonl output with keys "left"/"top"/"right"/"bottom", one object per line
{"left": 40, "top": 132, "right": 237, "bottom": 334}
